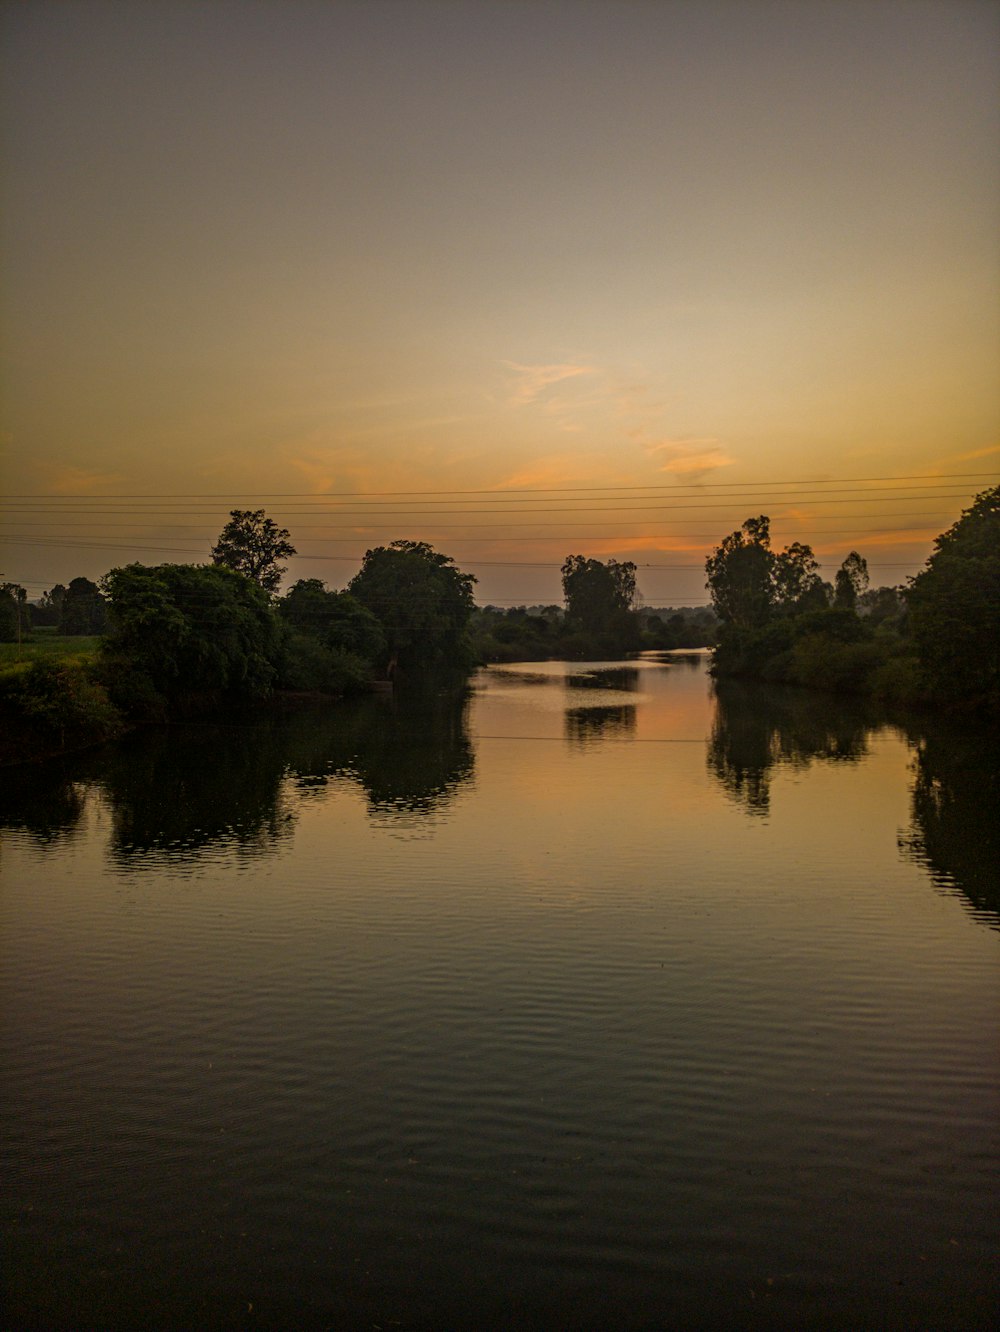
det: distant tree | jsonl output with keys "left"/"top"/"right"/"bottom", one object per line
{"left": 561, "top": 555, "right": 641, "bottom": 652}
{"left": 32, "top": 583, "right": 67, "bottom": 627}
{"left": 211, "top": 509, "right": 296, "bottom": 593}
{"left": 101, "top": 562, "right": 282, "bottom": 707}
{"left": 59, "top": 576, "right": 107, "bottom": 635}
{"left": 859, "top": 584, "right": 904, "bottom": 627}
{"left": 833, "top": 551, "right": 869, "bottom": 610}
{"left": 0, "top": 583, "right": 30, "bottom": 641}
{"left": 907, "top": 485, "right": 1000, "bottom": 710}
{"left": 348, "top": 540, "right": 476, "bottom": 676}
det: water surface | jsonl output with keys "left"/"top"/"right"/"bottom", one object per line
{"left": 2, "top": 655, "right": 997, "bottom": 1328}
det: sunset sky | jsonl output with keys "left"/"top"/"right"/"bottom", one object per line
{"left": 2, "top": 0, "right": 998, "bottom": 605}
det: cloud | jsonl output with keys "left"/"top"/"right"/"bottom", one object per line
{"left": 40, "top": 463, "right": 126, "bottom": 494}
{"left": 645, "top": 438, "right": 736, "bottom": 481}
{"left": 932, "top": 443, "right": 1000, "bottom": 467}
{"left": 503, "top": 361, "right": 596, "bottom": 406}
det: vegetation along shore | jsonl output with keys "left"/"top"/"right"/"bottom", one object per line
{"left": 2, "top": 486, "right": 997, "bottom": 765}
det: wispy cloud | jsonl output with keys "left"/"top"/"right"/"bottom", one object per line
{"left": 644, "top": 438, "right": 736, "bottom": 481}
{"left": 41, "top": 462, "right": 126, "bottom": 494}
{"left": 931, "top": 443, "right": 1000, "bottom": 468}
{"left": 503, "top": 361, "right": 596, "bottom": 406}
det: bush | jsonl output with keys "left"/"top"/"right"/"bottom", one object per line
{"left": 0, "top": 659, "right": 123, "bottom": 755}
{"left": 278, "top": 630, "right": 372, "bottom": 694}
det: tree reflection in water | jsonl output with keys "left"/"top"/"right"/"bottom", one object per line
{"left": 900, "top": 723, "right": 1000, "bottom": 927}
{"left": 564, "top": 705, "right": 637, "bottom": 745}
{"left": 564, "top": 667, "right": 640, "bottom": 693}
{"left": 0, "top": 765, "right": 85, "bottom": 849}
{"left": 96, "top": 723, "right": 297, "bottom": 862}
{"left": 0, "top": 686, "right": 475, "bottom": 860}
{"left": 707, "top": 677, "right": 876, "bottom": 817}
{"left": 285, "top": 686, "right": 474, "bottom": 819}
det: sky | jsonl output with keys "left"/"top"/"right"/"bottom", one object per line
{"left": 2, "top": 0, "right": 998, "bottom": 606}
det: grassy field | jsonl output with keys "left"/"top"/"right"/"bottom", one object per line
{"left": 0, "top": 634, "right": 101, "bottom": 669}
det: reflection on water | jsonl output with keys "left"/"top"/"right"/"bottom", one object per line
{"left": 2, "top": 658, "right": 997, "bottom": 1329}
{"left": 95, "top": 723, "right": 297, "bottom": 862}
{"left": 564, "top": 666, "right": 640, "bottom": 692}
{"left": 287, "top": 687, "right": 474, "bottom": 820}
{"left": 0, "top": 767, "right": 84, "bottom": 848}
{"left": 564, "top": 704, "right": 637, "bottom": 745}
{"left": 0, "top": 687, "right": 474, "bottom": 861}
{"left": 901, "top": 722, "right": 1000, "bottom": 926}
{"left": 707, "top": 677, "right": 877, "bottom": 817}
{"left": 0, "top": 669, "right": 994, "bottom": 927}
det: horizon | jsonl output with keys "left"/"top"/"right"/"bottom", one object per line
{"left": 3, "top": 1, "right": 998, "bottom": 602}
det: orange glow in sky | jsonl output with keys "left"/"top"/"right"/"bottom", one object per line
{"left": 1, "top": 1, "right": 997, "bottom": 604}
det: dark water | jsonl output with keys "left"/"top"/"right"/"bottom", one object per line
{"left": 2, "top": 654, "right": 997, "bottom": 1329}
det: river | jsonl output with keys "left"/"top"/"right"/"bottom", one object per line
{"left": 2, "top": 653, "right": 997, "bottom": 1328}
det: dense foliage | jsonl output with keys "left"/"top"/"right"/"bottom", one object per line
{"left": 277, "top": 579, "right": 386, "bottom": 693}
{"left": 349, "top": 540, "right": 477, "bottom": 676}
{"left": 100, "top": 562, "right": 283, "bottom": 713}
{"left": 560, "top": 555, "right": 642, "bottom": 655}
{"left": 907, "top": 486, "right": 999, "bottom": 712}
{"left": 706, "top": 485, "right": 1000, "bottom": 716}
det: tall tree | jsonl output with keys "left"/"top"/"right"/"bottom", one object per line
{"left": 707, "top": 518, "right": 829, "bottom": 627}
{"left": 773, "top": 541, "right": 824, "bottom": 611}
{"left": 348, "top": 540, "right": 476, "bottom": 676}
{"left": 0, "top": 583, "right": 30, "bottom": 642}
{"left": 211, "top": 509, "right": 296, "bottom": 593}
{"left": 833, "top": 551, "right": 869, "bottom": 610}
{"left": 704, "top": 516, "right": 776, "bottom": 630}
{"left": 560, "top": 555, "right": 640, "bottom": 652}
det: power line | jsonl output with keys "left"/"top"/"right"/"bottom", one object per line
{"left": 3, "top": 470, "right": 995, "bottom": 499}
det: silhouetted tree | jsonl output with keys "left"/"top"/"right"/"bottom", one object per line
{"left": 0, "top": 582, "right": 29, "bottom": 641}
{"left": 561, "top": 555, "right": 641, "bottom": 653}
{"left": 704, "top": 516, "right": 776, "bottom": 630}
{"left": 211, "top": 509, "right": 296, "bottom": 593}
{"left": 349, "top": 540, "right": 476, "bottom": 676}
{"left": 58, "top": 576, "right": 106, "bottom": 634}
{"left": 833, "top": 551, "right": 869, "bottom": 610}
{"left": 907, "top": 485, "right": 1000, "bottom": 711}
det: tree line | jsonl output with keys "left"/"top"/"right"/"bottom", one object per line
{"left": 703, "top": 484, "right": 999, "bottom": 715}
{"left": 3, "top": 484, "right": 995, "bottom": 761}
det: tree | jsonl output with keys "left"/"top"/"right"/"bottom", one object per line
{"left": 833, "top": 551, "right": 869, "bottom": 610}
{"left": 279, "top": 579, "right": 386, "bottom": 662}
{"left": 211, "top": 509, "right": 296, "bottom": 593}
{"left": 0, "top": 582, "right": 31, "bottom": 642}
{"left": 32, "top": 584, "right": 67, "bottom": 628}
{"left": 100, "top": 562, "right": 282, "bottom": 707}
{"left": 773, "top": 541, "right": 824, "bottom": 611}
{"left": 560, "top": 555, "right": 640, "bottom": 653}
{"left": 348, "top": 540, "right": 476, "bottom": 676}
{"left": 59, "top": 576, "right": 107, "bottom": 635}
{"left": 706, "top": 518, "right": 829, "bottom": 628}
{"left": 705, "top": 516, "right": 776, "bottom": 630}
{"left": 907, "top": 485, "right": 1000, "bottom": 710}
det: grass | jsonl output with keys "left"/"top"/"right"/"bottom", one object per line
{"left": 0, "top": 634, "right": 101, "bottom": 669}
